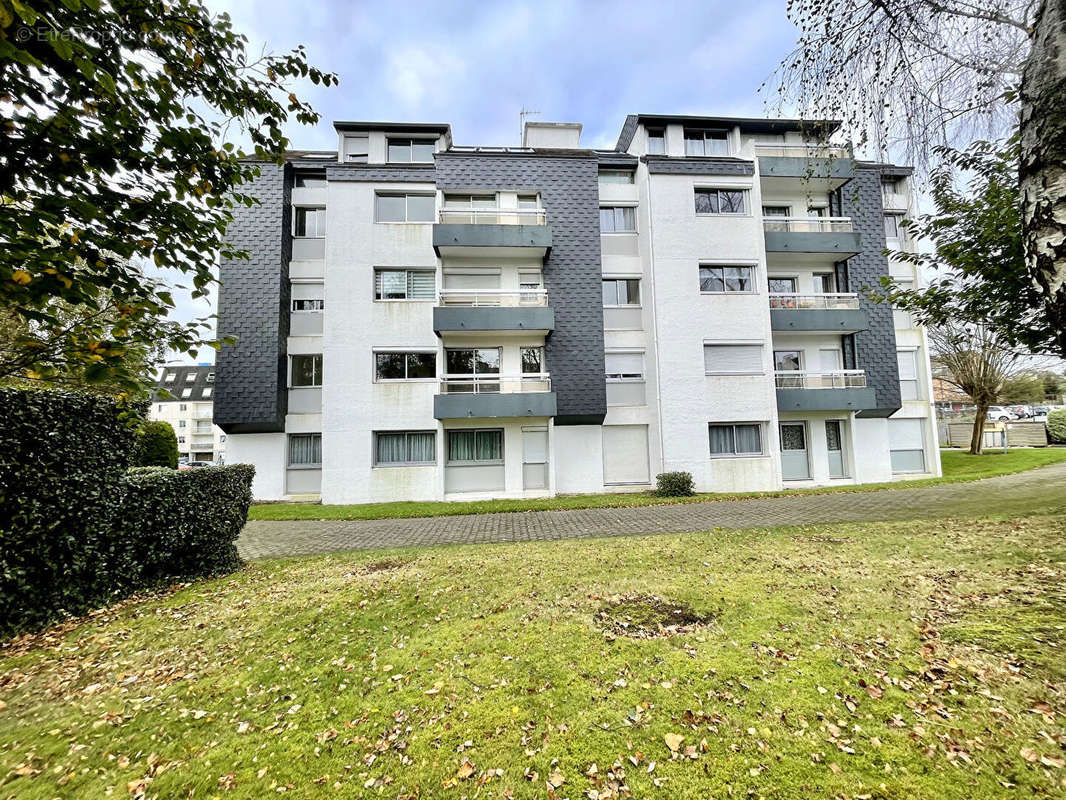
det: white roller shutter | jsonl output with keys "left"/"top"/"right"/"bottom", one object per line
{"left": 291, "top": 283, "right": 323, "bottom": 301}
{"left": 443, "top": 271, "right": 501, "bottom": 290}
{"left": 704, "top": 345, "right": 763, "bottom": 374}
{"left": 602, "top": 425, "right": 650, "bottom": 485}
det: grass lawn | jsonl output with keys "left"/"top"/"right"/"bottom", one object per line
{"left": 249, "top": 447, "right": 1066, "bottom": 522}
{"left": 3, "top": 508, "right": 1066, "bottom": 798}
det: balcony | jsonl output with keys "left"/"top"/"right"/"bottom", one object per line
{"left": 763, "top": 217, "right": 861, "bottom": 258}
{"left": 434, "top": 290, "right": 554, "bottom": 334}
{"left": 775, "top": 370, "right": 877, "bottom": 412}
{"left": 433, "top": 374, "right": 557, "bottom": 419}
{"left": 769, "top": 293, "right": 868, "bottom": 333}
{"left": 755, "top": 143, "right": 855, "bottom": 191}
{"left": 433, "top": 208, "right": 551, "bottom": 257}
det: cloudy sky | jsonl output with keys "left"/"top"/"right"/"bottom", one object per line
{"left": 172, "top": 0, "right": 804, "bottom": 363}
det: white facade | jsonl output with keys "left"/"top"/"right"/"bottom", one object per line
{"left": 224, "top": 115, "right": 940, "bottom": 502}
{"left": 150, "top": 365, "right": 227, "bottom": 463}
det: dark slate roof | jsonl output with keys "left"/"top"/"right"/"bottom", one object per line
{"left": 643, "top": 155, "right": 755, "bottom": 176}
{"left": 615, "top": 113, "right": 843, "bottom": 151}
{"left": 333, "top": 121, "right": 451, "bottom": 134}
{"left": 153, "top": 364, "right": 216, "bottom": 402}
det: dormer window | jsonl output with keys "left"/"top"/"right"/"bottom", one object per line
{"left": 684, "top": 129, "right": 729, "bottom": 156}
{"left": 206, "top": 372, "right": 215, "bottom": 383}
{"left": 343, "top": 134, "right": 369, "bottom": 163}
{"left": 646, "top": 128, "right": 665, "bottom": 155}
{"left": 185, "top": 373, "right": 196, "bottom": 383}
{"left": 164, "top": 372, "right": 176, "bottom": 383}
{"left": 387, "top": 138, "right": 435, "bottom": 164}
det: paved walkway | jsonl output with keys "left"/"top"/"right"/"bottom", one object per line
{"left": 237, "top": 463, "right": 1066, "bottom": 560}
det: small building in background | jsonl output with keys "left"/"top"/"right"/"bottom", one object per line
{"left": 150, "top": 365, "right": 226, "bottom": 463}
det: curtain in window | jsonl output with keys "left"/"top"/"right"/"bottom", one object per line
{"left": 476, "top": 430, "right": 502, "bottom": 460}
{"left": 709, "top": 425, "right": 735, "bottom": 454}
{"left": 376, "top": 433, "right": 406, "bottom": 463}
{"left": 407, "top": 432, "right": 435, "bottom": 462}
{"left": 289, "top": 434, "right": 321, "bottom": 465}
{"left": 448, "top": 430, "right": 476, "bottom": 461}
{"left": 734, "top": 424, "right": 762, "bottom": 454}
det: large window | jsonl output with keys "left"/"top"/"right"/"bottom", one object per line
{"left": 602, "top": 278, "right": 640, "bottom": 306}
{"left": 605, "top": 351, "right": 644, "bottom": 381}
{"left": 704, "top": 344, "right": 764, "bottom": 375}
{"left": 374, "top": 431, "right": 436, "bottom": 465}
{"left": 374, "top": 268, "right": 436, "bottom": 300}
{"left": 774, "top": 350, "right": 803, "bottom": 371}
{"left": 600, "top": 206, "right": 636, "bottom": 233}
{"left": 445, "top": 348, "right": 501, "bottom": 390}
{"left": 897, "top": 349, "right": 920, "bottom": 400}
{"left": 293, "top": 207, "right": 326, "bottom": 237}
{"left": 699, "top": 265, "right": 754, "bottom": 293}
{"left": 889, "top": 418, "right": 926, "bottom": 473}
{"left": 447, "top": 429, "right": 503, "bottom": 463}
{"left": 521, "top": 346, "right": 544, "bottom": 374}
{"left": 288, "top": 433, "right": 321, "bottom": 467}
{"left": 374, "top": 351, "right": 436, "bottom": 381}
{"left": 375, "top": 193, "right": 435, "bottom": 222}
{"left": 685, "top": 129, "right": 729, "bottom": 156}
{"left": 708, "top": 423, "right": 764, "bottom": 457}
{"left": 291, "top": 354, "right": 323, "bottom": 387}
{"left": 646, "top": 128, "right": 665, "bottom": 155}
{"left": 695, "top": 188, "right": 747, "bottom": 215}
{"left": 443, "top": 193, "right": 497, "bottom": 209}
{"left": 387, "top": 138, "right": 435, "bottom": 163}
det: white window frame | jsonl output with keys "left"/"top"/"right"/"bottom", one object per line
{"left": 600, "top": 205, "right": 637, "bottom": 234}
{"left": 694, "top": 187, "right": 749, "bottom": 216}
{"left": 888, "top": 418, "right": 927, "bottom": 474}
{"left": 164, "top": 372, "right": 176, "bottom": 383}
{"left": 386, "top": 137, "right": 436, "bottom": 164}
{"left": 684, "top": 128, "right": 731, "bottom": 157}
{"left": 202, "top": 388, "right": 212, "bottom": 399}
{"left": 699, "top": 262, "right": 758, "bottom": 294}
{"left": 289, "top": 354, "right": 323, "bottom": 388}
{"left": 703, "top": 342, "right": 766, "bottom": 376}
{"left": 293, "top": 206, "right": 326, "bottom": 238}
{"left": 180, "top": 388, "right": 192, "bottom": 398}
{"left": 342, "top": 134, "right": 369, "bottom": 163}
{"left": 373, "top": 268, "right": 437, "bottom": 301}
{"left": 708, "top": 422, "right": 766, "bottom": 458}
{"left": 372, "top": 430, "right": 437, "bottom": 467}
{"left": 646, "top": 127, "right": 666, "bottom": 155}
{"left": 605, "top": 350, "right": 645, "bottom": 382}
{"left": 374, "top": 192, "right": 436, "bottom": 223}
{"left": 373, "top": 349, "right": 438, "bottom": 383}
{"left": 897, "top": 347, "right": 921, "bottom": 400}
{"left": 602, "top": 277, "right": 641, "bottom": 307}
{"left": 206, "top": 372, "right": 215, "bottom": 383}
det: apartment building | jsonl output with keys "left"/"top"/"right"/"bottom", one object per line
{"left": 151, "top": 365, "right": 227, "bottom": 463}
{"left": 215, "top": 114, "right": 940, "bottom": 502}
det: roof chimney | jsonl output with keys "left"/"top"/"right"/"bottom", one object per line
{"left": 522, "top": 122, "right": 582, "bottom": 149}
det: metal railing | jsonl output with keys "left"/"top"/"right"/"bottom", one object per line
{"left": 440, "top": 373, "right": 552, "bottom": 394}
{"left": 438, "top": 208, "right": 547, "bottom": 225}
{"left": 768, "top": 293, "right": 860, "bottom": 310}
{"left": 775, "top": 370, "right": 867, "bottom": 389}
{"left": 763, "top": 216, "right": 854, "bottom": 233}
{"left": 193, "top": 410, "right": 213, "bottom": 419}
{"left": 438, "top": 289, "right": 548, "bottom": 307}
{"left": 754, "top": 143, "right": 852, "bottom": 159}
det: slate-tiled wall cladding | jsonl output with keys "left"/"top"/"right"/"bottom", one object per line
{"left": 326, "top": 164, "right": 436, "bottom": 183}
{"left": 215, "top": 163, "right": 291, "bottom": 433}
{"left": 644, "top": 157, "right": 754, "bottom": 176}
{"left": 434, "top": 152, "right": 607, "bottom": 425}
{"left": 841, "top": 165, "right": 902, "bottom": 417}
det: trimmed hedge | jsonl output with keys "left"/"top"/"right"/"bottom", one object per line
{"left": 1048, "top": 409, "right": 1066, "bottom": 444}
{"left": 0, "top": 387, "right": 252, "bottom": 636}
{"left": 655, "top": 471, "right": 695, "bottom": 497}
{"left": 137, "top": 420, "right": 179, "bottom": 468}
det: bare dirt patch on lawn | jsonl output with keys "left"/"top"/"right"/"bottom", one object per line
{"left": 594, "top": 593, "right": 715, "bottom": 639}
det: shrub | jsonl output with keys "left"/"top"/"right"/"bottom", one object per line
{"left": 136, "top": 420, "right": 179, "bottom": 468}
{"left": 0, "top": 387, "right": 252, "bottom": 636}
{"left": 1048, "top": 409, "right": 1066, "bottom": 444}
{"left": 655, "top": 471, "right": 695, "bottom": 497}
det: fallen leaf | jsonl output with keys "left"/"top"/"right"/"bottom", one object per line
{"left": 456, "top": 760, "right": 476, "bottom": 780}
{"left": 664, "top": 733, "right": 684, "bottom": 753}
{"left": 548, "top": 770, "right": 565, "bottom": 788}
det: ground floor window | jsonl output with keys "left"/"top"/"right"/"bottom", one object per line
{"left": 288, "top": 433, "right": 322, "bottom": 467}
{"left": 708, "top": 423, "right": 764, "bottom": 456}
{"left": 374, "top": 431, "right": 436, "bottom": 465}
{"left": 447, "top": 429, "right": 503, "bottom": 464}
{"left": 888, "top": 418, "right": 926, "bottom": 473}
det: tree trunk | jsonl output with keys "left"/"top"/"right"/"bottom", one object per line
{"left": 970, "top": 405, "right": 989, "bottom": 455}
{"left": 1020, "top": 0, "right": 1066, "bottom": 359}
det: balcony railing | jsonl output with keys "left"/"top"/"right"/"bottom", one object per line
{"left": 769, "top": 293, "right": 860, "bottom": 310}
{"left": 438, "top": 289, "right": 548, "bottom": 307}
{"left": 754, "top": 143, "right": 852, "bottom": 159}
{"left": 438, "top": 208, "right": 547, "bottom": 225}
{"left": 763, "top": 216, "right": 853, "bottom": 233}
{"left": 440, "top": 373, "right": 552, "bottom": 394}
{"left": 775, "top": 370, "right": 867, "bottom": 389}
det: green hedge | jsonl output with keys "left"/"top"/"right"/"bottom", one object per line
{"left": 0, "top": 387, "right": 252, "bottom": 636}
{"left": 1048, "top": 409, "right": 1066, "bottom": 444}
{"left": 655, "top": 471, "right": 695, "bottom": 497}
{"left": 136, "top": 420, "right": 179, "bottom": 468}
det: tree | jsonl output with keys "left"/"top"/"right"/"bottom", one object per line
{"left": 998, "top": 373, "right": 1047, "bottom": 404}
{"left": 1037, "top": 370, "right": 1065, "bottom": 399}
{"left": 136, "top": 420, "right": 179, "bottom": 468}
{"left": 770, "top": 0, "right": 1066, "bottom": 359}
{"left": 0, "top": 1, "right": 336, "bottom": 390}
{"left": 928, "top": 323, "right": 1026, "bottom": 454}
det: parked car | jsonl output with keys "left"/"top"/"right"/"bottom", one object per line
{"left": 179, "top": 460, "right": 214, "bottom": 470}
{"left": 1033, "top": 406, "right": 1050, "bottom": 418}
{"left": 1008, "top": 405, "right": 1033, "bottom": 419}
{"left": 986, "top": 406, "right": 1018, "bottom": 421}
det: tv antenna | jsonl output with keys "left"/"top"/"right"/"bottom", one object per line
{"left": 519, "top": 108, "right": 540, "bottom": 145}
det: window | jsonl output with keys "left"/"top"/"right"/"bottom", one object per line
{"left": 443, "top": 194, "right": 496, "bottom": 208}
{"left": 343, "top": 134, "right": 369, "bottom": 163}
{"left": 202, "top": 388, "right": 212, "bottom": 398}
{"left": 599, "top": 169, "right": 634, "bottom": 184}
{"left": 181, "top": 388, "right": 192, "bottom": 398}
{"left": 292, "top": 298, "right": 324, "bottom": 311}
{"left": 602, "top": 278, "right": 640, "bottom": 306}
{"left": 768, "top": 277, "right": 797, "bottom": 294}
{"left": 600, "top": 206, "right": 636, "bottom": 233}
{"left": 517, "top": 194, "right": 539, "bottom": 209}
{"left": 178, "top": 420, "right": 186, "bottom": 428}
{"left": 774, "top": 350, "right": 803, "bottom": 371}
{"left": 375, "top": 351, "right": 436, "bottom": 381}
{"left": 291, "top": 354, "right": 323, "bottom": 387}
{"left": 295, "top": 174, "right": 327, "bottom": 189}
{"left": 814, "top": 272, "right": 836, "bottom": 293}
{"left": 387, "top": 138, "right": 435, "bottom": 163}
{"left": 695, "top": 188, "right": 747, "bottom": 215}
{"left": 884, "top": 213, "right": 904, "bottom": 240}
{"left": 375, "top": 193, "right": 435, "bottom": 222}
{"left": 374, "top": 268, "right": 436, "bottom": 300}
{"left": 685, "top": 129, "right": 729, "bottom": 156}
{"left": 897, "top": 349, "right": 920, "bottom": 400}
{"left": 882, "top": 176, "right": 903, "bottom": 193}
{"left": 704, "top": 344, "right": 764, "bottom": 375}
{"left": 888, "top": 418, "right": 926, "bottom": 473}
{"left": 808, "top": 206, "right": 827, "bottom": 217}
{"left": 605, "top": 351, "right": 644, "bottom": 381}
{"left": 206, "top": 372, "right": 215, "bottom": 382}
{"left": 164, "top": 372, "right": 176, "bottom": 383}
{"left": 294, "top": 207, "right": 326, "bottom": 237}
{"left": 445, "top": 348, "right": 500, "bottom": 383}
{"left": 521, "top": 347, "right": 544, "bottom": 374}
{"left": 179, "top": 403, "right": 187, "bottom": 411}
{"left": 447, "top": 429, "right": 503, "bottom": 463}
{"left": 646, "top": 128, "right": 665, "bottom": 155}
{"left": 708, "top": 423, "right": 764, "bottom": 457}
{"left": 178, "top": 436, "right": 185, "bottom": 444}
{"left": 699, "top": 265, "right": 754, "bottom": 293}
{"left": 288, "top": 433, "right": 322, "bottom": 467}
{"left": 185, "top": 372, "right": 196, "bottom": 382}
{"left": 374, "top": 431, "right": 436, "bottom": 465}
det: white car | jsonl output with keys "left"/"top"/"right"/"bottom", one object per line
{"left": 986, "top": 406, "right": 1018, "bottom": 421}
